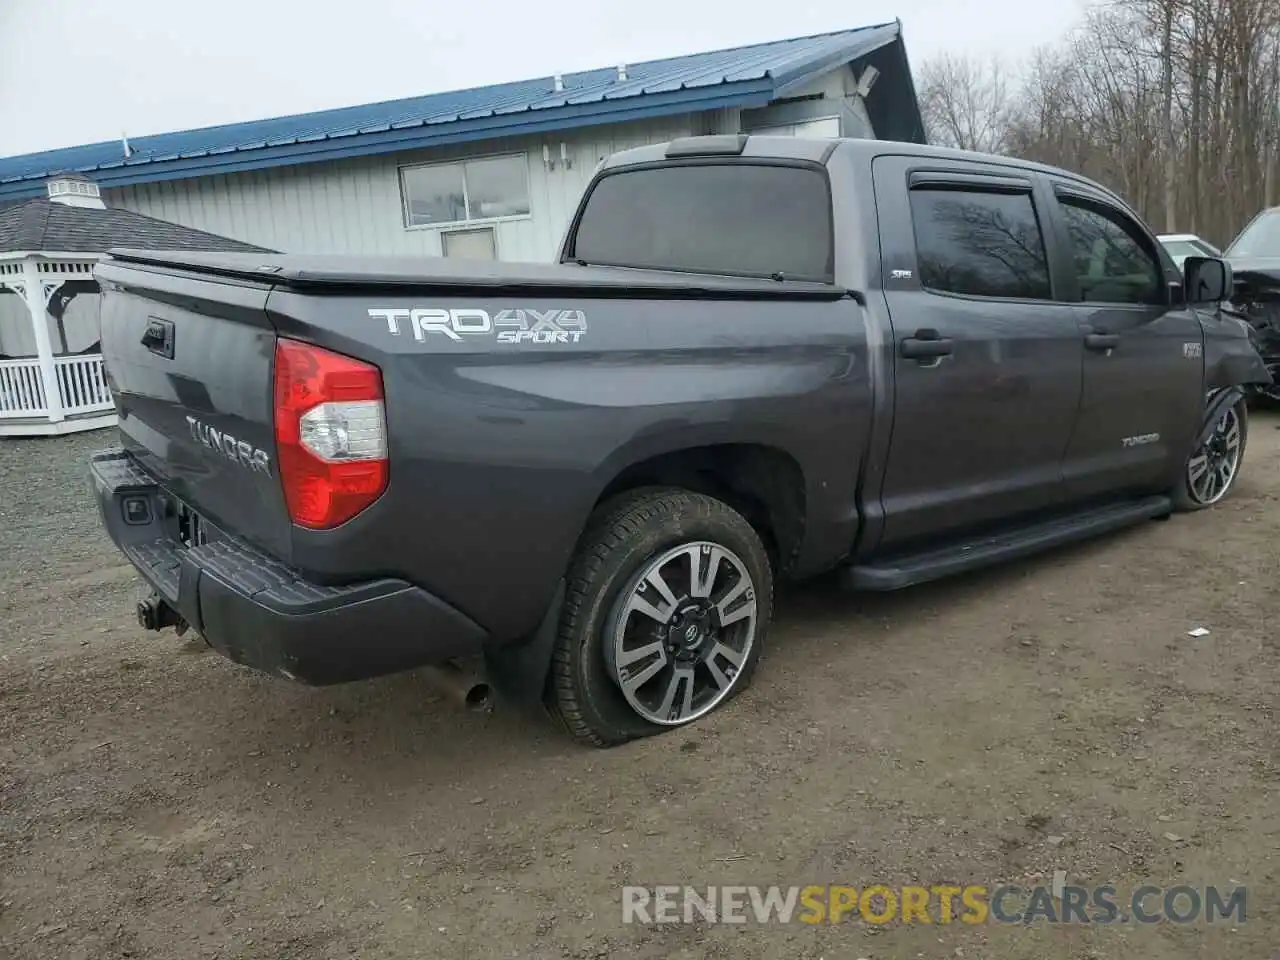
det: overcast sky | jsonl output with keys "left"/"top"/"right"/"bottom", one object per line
{"left": 0, "top": 0, "right": 1086, "bottom": 159}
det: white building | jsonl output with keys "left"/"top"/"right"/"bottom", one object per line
{"left": 0, "top": 22, "right": 924, "bottom": 264}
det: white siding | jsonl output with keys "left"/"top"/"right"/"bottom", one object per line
{"left": 750, "top": 117, "right": 843, "bottom": 138}
{"left": 59, "top": 295, "right": 101, "bottom": 354}
{"left": 0, "top": 293, "right": 34, "bottom": 357}
{"left": 0, "top": 293, "right": 81, "bottom": 358}
{"left": 700, "top": 107, "right": 743, "bottom": 135}
{"left": 784, "top": 69, "right": 855, "bottom": 101}
{"left": 103, "top": 115, "right": 697, "bottom": 262}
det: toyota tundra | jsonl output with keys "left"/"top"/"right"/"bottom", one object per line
{"left": 89, "top": 135, "right": 1269, "bottom": 747}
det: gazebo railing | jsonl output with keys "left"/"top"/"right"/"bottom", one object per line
{"left": 0, "top": 355, "right": 113, "bottom": 419}
{"left": 55, "top": 354, "right": 113, "bottom": 414}
{"left": 0, "top": 358, "right": 47, "bottom": 416}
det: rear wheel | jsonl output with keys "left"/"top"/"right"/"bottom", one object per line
{"left": 1174, "top": 396, "right": 1247, "bottom": 510}
{"left": 547, "top": 488, "right": 773, "bottom": 748}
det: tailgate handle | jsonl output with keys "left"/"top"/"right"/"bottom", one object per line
{"left": 141, "top": 318, "right": 175, "bottom": 359}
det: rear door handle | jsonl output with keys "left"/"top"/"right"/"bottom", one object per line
{"left": 1084, "top": 332, "right": 1119, "bottom": 351}
{"left": 901, "top": 329, "right": 954, "bottom": 360}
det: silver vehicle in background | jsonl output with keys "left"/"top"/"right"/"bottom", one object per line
{"left": 1159, "top": 233, "right": 1223, "bottom": 268}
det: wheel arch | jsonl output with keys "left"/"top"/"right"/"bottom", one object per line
{"left": 484, "top": 434, "right": 810, "bottom": 710}
{"left": 591, "top": 441, "right": 808, "bottom": 578}
{"left": 1196, "top": 384, "right": 1247, "bottom": 448}
{"left": 1204, "top": 317, "right": 1271, "bottom": 394}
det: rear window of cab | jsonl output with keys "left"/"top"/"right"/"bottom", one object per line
{"left": 567, "top": 162, "right": 834, "bottom": 283}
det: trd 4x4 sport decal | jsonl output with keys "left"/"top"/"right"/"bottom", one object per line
{"left": 368, "top": 307, "right": 587, "bottom": 344}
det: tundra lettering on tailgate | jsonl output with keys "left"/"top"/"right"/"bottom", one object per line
{"left": 368, "top": 307, "right": 587, "bottom": 344}
{"left": 186, "top": 416, "right": 272, "bottom": 475}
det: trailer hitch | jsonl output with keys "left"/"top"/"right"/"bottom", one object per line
{"left": 136, "top": 591, "right": 188, "bottom": 635}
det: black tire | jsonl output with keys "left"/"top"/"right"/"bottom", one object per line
{"left": 546, "top": 487, "right": 773, "bottom": 748}
{"left": 1173, "top": 395, "right": 1248, "bottom": 512}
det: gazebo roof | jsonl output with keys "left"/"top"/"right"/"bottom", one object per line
{"left": 0, "top": 198, "right": 271, "bottom": 254}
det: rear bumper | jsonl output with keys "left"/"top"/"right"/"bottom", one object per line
{"left": 89, "top": 447, "right": 487, "bottom": 685}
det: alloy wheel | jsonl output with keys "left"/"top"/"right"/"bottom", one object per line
{"left": 1187, "top": 404, "right": 1243, "bottom": 505}
{"left": 605, "top": 541, "right": 758, "bottom": 725}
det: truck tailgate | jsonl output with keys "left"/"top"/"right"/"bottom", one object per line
{"left": 98, "top": 261, "right": 292, "bottom": 559}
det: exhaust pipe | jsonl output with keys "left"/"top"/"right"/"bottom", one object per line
{"left": 420, "top": 661, "right": 494, "bottom": 712}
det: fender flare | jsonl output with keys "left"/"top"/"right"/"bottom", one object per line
{"left": 1196, "top": 386, "right": 1245, "bottom": 449}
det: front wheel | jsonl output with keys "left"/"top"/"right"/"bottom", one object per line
{"left": 1174, "top": 396, "right": 1248, "bottom": 510}
{"left": 547, "top": 488, "right": 773, "bottom": 748}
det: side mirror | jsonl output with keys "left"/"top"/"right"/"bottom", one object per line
{"left": 1183, "top": 256, "right": 1233, "bottom": 305}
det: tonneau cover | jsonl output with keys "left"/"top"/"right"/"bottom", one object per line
{"left": 100, "top": 248, "right": 848, "bottom": 300}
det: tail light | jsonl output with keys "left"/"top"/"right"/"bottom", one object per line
{"left": 273, "top": 337, "right": 388, "bottom": 529}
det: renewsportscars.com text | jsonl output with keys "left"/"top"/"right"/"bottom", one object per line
{"left": 622, "top": 884, "right": 1247, "bottom": 925}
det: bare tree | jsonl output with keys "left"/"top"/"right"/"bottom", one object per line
{"left": 917, "top": 53, "right": 1015, "bottom": 154}
{"left": 1161, "top": 0, "right": 1178, "bottom": 232}
{"left": 1266, "top": 30, "right": 1280, "bottom": 206}
{"left": 916, "top": 0, "right": 1280, "bottom": 246}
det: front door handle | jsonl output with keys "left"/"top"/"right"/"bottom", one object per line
{"left": 1084, "top": 332, "right": 1119, "bottom": 352}
{"left": 901, "top": 329, "right": 955, "bottom": 360}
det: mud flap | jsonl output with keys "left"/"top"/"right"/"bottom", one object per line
{"left": 482, "top": 579, "right": 565, "bottom": 709}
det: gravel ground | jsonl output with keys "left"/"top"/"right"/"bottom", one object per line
{"left": 1, "top": 422, "right": 1278, "bottom": 960}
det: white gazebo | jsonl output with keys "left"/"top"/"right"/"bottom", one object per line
{"left": 0, "top": 251, "right": 108, "bottom": 435}
{"left": 0, "top": 174, "right": 268, "bottom": 437}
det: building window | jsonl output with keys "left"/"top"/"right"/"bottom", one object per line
{"left": 400, "top": 155, "right": 530, "bottom": 228}
{"left": 441, "top": 227, "right": 497, "bottom": 260}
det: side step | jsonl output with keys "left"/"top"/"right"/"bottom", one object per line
{"left": 845, "top": 495, "right": 1173, "bottom": 591}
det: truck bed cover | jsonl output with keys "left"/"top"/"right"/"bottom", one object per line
{"left": 101, "top": 248, "right": 850, "bottom": 300}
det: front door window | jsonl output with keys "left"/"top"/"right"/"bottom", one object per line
{"left": 1057, "top": 198, "right": 1165, "bottom": 306}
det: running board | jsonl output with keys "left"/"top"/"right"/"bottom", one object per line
{"left": 845, "top": 495, "right": 1173, "bottom": 591}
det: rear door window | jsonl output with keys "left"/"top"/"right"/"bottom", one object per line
{"left": 908, "top": 186, "right": 1053, "bottom": 300}
{"left": 568, "top": 163, "right": 834, "bottom": 282}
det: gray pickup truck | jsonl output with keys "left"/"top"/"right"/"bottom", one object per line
{"left": 90, "top": 134, "right": 1268, "bottom": 747}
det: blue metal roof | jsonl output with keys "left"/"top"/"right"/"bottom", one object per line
{"left": 0, "top": 22, "right": 917, "bottom": 200}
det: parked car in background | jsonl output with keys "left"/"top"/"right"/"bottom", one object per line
{"left": 1225, "top": 206, "right": 1280, "bottom": 261}
{"left": 1159, "top": 232, "right": 1222, "bottom": 268}
{"left": 88, "top": 136, "right": 1269, "bottom": 748}
{"left": 1222, "top": 207, "right": 1280, "bottom": 404}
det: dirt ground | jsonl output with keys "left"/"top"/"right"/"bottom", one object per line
{"left": 1, "top": 419, "right": 1277, "bottom": 960}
